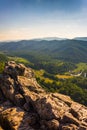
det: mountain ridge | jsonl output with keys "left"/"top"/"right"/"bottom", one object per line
{"left": 1, "top": 36, "right": 87, "bottom": 42}
{"left": 74, "top": 37, "right": 87, "bottom": 41}
{"left": 0, "top": 39, "right": 87, "bottom": 63}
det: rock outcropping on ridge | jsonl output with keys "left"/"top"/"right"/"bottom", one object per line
{"left": 0, "top": 61, "right": 87, "bottom": 130}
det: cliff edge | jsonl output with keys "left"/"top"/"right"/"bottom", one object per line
{"left": 0, "top": 61, "right": 87, "bottom": 130}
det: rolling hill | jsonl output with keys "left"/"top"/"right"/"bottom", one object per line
{"left": 0, "top": 39, "right": 87, "bottom": 63}
{"left": 74, "top": 37, "right": 87, "bottom": 41}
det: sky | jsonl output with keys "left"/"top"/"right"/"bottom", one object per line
{"left": 0, "top": 0, "right": 87, "bottom": 41}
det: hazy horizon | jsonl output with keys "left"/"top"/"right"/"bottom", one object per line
{"left": 0, "top": 0, "right": 87, "bottom": 41}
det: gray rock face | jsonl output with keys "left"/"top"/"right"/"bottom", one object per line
{"left": 0, "top": 61, "right": 87, "bottom": 130}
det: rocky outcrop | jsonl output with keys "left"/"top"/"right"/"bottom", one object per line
{"left": 0, "top": 61, "right": 87, "bottom": 130}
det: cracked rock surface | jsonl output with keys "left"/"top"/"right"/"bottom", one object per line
{"left": 0, "top": 61, "right": 87, "bottom": 130}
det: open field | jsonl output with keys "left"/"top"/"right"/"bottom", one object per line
{"left": 56, "top": 74, "right": 73, "bottom": 79}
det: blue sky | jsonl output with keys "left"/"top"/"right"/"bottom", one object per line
{"left": 0, "top": 0, "right": 87, "bottom": 41}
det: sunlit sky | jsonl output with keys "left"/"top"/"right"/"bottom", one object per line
{"left": 0, "top": 0, "right": 87, "bottom": 41}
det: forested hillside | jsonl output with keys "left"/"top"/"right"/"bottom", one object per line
{"left": 0, "top": 39, "right": 87, "bottom": 106}
{"left": 0, "top": 39, "right": 87, "bottom": 63}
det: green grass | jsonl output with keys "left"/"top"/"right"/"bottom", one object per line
{"left": 34, "top": 69, "right": 54, "bottom": 83}
{"left": 0, "top": 62, "right": 5, "bottom": 73}
{"left": 74, "top": 63, "right": 87, "bottom": 72}
{"left": 8, "top": 56, "right": 33, "bottom": 66}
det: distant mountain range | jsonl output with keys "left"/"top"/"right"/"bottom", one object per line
{"left": 74, "top": 37, "right": 87, "bottom": 41}
{"left": 0, "top": 36, "right": 87, "bottom": 42}
{"left": 0, "top": 38, "right": 87, "bottom": 63}
{"left": 32, "top": 37, "right": 67, "bottom": 41}
{"left": 31, "top": 37, "right": 87, "bottom": 41}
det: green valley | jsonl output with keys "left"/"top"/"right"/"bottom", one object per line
{"left": 0, "top": 39, "right": 87, "bottom": 106}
